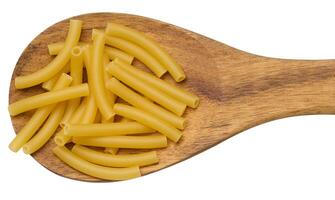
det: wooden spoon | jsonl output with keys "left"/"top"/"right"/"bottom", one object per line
{"left": 9, "top": 13, "right": 335, "bottom": 182}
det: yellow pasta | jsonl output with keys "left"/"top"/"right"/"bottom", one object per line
{"left": 72, "top": 135, "right": 167, "bottom": 149}
{"left": 80, "top": 94, "right": 98, "bottom": 124}
{"left": 9, "top": 83, "right": 89, "bottom": 116}
{"left": 105, "top": 35, "right": 166, "bottom": 77}
{"left": 120, "top": 117, "right": 132, "bottom": 122}
{"left": 22, "top": 102, "right": 66, "bottom": 154}
{"left": 15, "top": 20, "right": 82, "bottom": 89}
{"left": 107, "top": 61, "right": 186, "bottom": 116}
{"left": 87, "top": 31, "right": 114, "bottom": 120}
{"left": 104, "top": 147, "right": 119, "bottom": 155}
{"left": 106, "top": 78, "right": 185, "bottom": 129}
{"left": 53, "top": 146, "right": 141, "bottom": 180}
{"left": 115, "top": 58, "right": 199, "bottom": 108}
{"left": 104, "top": 46, "right": 134, "bottom": 64}
{"left": 106, "top": 22, "right": 185, "bottom": 82}
{"left": 54, "top": 97, "right": 88, "bottom": 146}
{"left": 42, "top": 63, "right": 70, "bottom": 91}
{"left": 9, "top": 73, "right": 72, "bottom": 152}
{"left": 101, "top": 53, "right": 116, "bottom": 123}
{"left": 92, "top": 29, "right": 134, "bottom": 64}
{"left": 104, "top": 116, "right": 132, "bottom": 155}
{"left": 61, "top": 46, "right": 84, "bottom": 123}
{"left": 83, "top": 43, "right": 92, "bottom": 67}
{"left": 56, "top": 94, "right": 98, "bottom": 146}
{"left": 113, "top": 103, "right": 182, "bottom": 142}
{"left": 10, "top": 20, "right": 200, "bottom": 180}
{"left": 72, "top": 145, "right": 158, "bottom": 167}
{"left": 47, "top": 42, "right": 65, "bottom": 56}
{"left": 64, "top": 122, "right": 154, "bottom": 137}
{"left": 47, "top": 42, "right": 88, "bottom": 56}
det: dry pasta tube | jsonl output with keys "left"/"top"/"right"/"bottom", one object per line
{"left": 87, "top": 32, "right": 114, "bottom": 120}
{"left": 106, "top": 78, "right": 185, "bottom": 129}
{"left": 104, "top": 46, "right": 134, "bottom": 64}
{"left": 115, "top": 58, "right": 199, "bottom": 108}
{"left": 91, "top": 29, "right": 134, "bottom": 64}
{"left": 9, "top": 73, "right": 72, "bottom": 152}
{"left": 72, "top": 135, "right": 167, "bottom": 149}
{"left": 120, "top": 117, "right": 132, "bottom": 122}
{"left": 113, "top": 103, "right": 182, "bottom": 142}
{"left": 106, "top": 23, "right": 185, "bottom": 82}
{"left": 80, "top": 94, "right": 98, "bottom": 124}
{"left": 64, "top": 122, "right": 154, "bottom": 137}
{"left": 104, "top": 117, "right": 131, "bottom": 155}
{"left": 15, "top": 20, "right": 82, "bottom": 89}
{"left": 42, "top": 63, "right": 70, "bottom": 91}
{"left": 107, "top": 61, "right": 186, "bottom": 116}
{"left": 47, "top": 42, "right": 88, "bottom": 56}
{"left": 22, "top": 102, "right": 66, "bottom": 154}
{"left": 72, "top": 145, "right": 159, "bottom": 167}
{"left": 9, "top": 83, "right": 89, "bottom": 116}
{"left": 105, "top": 35, "right": 166, "bottom": 77}
{"left": 104, "top": 147, "right": 119, "bottom": 155}
{"left": 56, "top": 94, "right": 97, "bottom": 145}
{"left": 56, "top": 94, "right": 97, "bottom": 146}
{"left": 83, "top": 44, "right": 92, "bottom": 68}
{"left": 61, "top": 46, "right": 84, "bottom": 123}
{"left": 101, "top": 53, "right": 116, "bottom": 123}
{"left": 48, "top": 42, "right": 65, "bottom": 56}
{"left": 53, "top": 146, "right": 141, "bottom": 180}
{"left": 54, "top": 98, "right": 87, "bottom": 146}
{"left": 82, "top": 45, "right": 99, "bottom": 122}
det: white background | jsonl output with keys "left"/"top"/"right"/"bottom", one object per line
{"left": 1, "top": 0, "right": 335, "bottom": 199}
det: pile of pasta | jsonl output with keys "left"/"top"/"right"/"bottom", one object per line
{"left": 8, "top": 19, "right": 199, "bottom": 180}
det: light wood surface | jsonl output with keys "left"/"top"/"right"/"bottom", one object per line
{"left": 9, "top": 13, "right": 335, "bottom": 181}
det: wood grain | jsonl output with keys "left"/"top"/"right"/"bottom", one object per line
{"left": 9, "top": 13, "right": 335, "bottom": 182}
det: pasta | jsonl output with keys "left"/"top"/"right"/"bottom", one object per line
{"left": 47, "top": 42, "right": 65, "bottom": 56}
{"left": 80, "top": 94, "right": 98, "bottom": 124}
{"left": 105, "top": 46, "right": 134, "bottom": 64}
{"left": 47, "top": 42, "right": 87, "bottom": 56}
{"left": 9, "top": 73, "right": 72, "bottom": 152}
{"left": 87, "top": 31, "right": 114, "bottom": 120}
{"left": 42, "top": 63, "right": 70, "bottom": 91}
{"left": 15, "top": 20, "right": 82, "bottom": 88}
{"left": 64, "top": 122, "right": 154, "bottom": 137}
{"left": 106, "top": 77, "right": 185, "bottom": 129}
{"left": 113, "top": 103, "right": 182, "bottom": 142}
{"left": 52, "top": 42, "right": 134, "bottom": 65}
{"left": 56, "top": 94, "right": 97, "bottom": 146}
{"left": 105, "top": 35, "right": 166, "bottom": 77}
{"left": 22, "top": 102, "right": 66, "bottom": 154}
{"left": 9, "top": 83, "right": 89, "bottom": 116}
{"left": 104, "top": 147, "right": 119, "bottom": 155}
{"left": 72, "top": 135, "right": 168, "bottom": 149}
{"left": 54, "top": 97, "right": 88, "bottom": 146}
{"left": 61, "top": 46, "right": 84, "bottom": 123}
{"left": 92, "top": 29, "right": 135, "bottom": 64}
{"left": 10, "top": 20, "right": 200, "bottom": 181}
{"left": 83, "top": 44, "right": 92, "bottom": 68}
{"left": 53, "top": 146, "right": 141, "bottom": 180}
{"left": 101, "top": 53, "right": 116, "bottom": 123}
{"left": 114, "top": 58, "right": 199, "bottom": 108}
{"left": 104, "top": 117, "right": 131, "bottom": 155}
{"left": 107, "top": 61, "right": 186, "bottom": 116}
{"left": 106, "top": 23, "right": 185, "bottom": 82}
{"left": 72, "top": 145, "right": 159, "bottom": 167}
